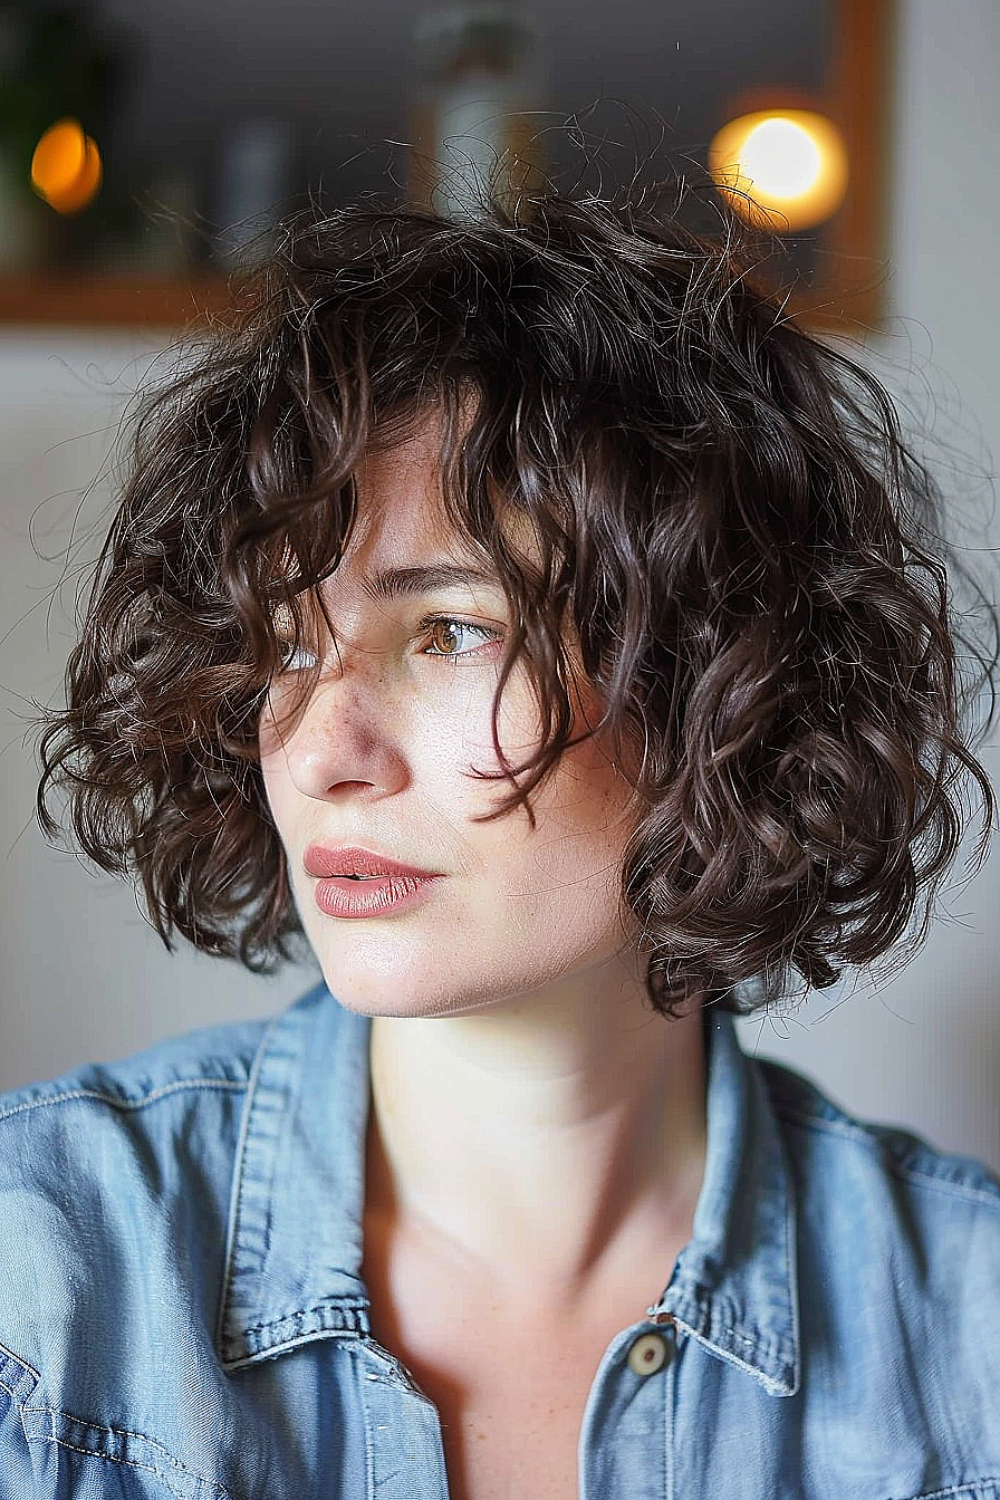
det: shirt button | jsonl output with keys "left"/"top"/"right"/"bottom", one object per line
{"left": 627, "top": 1332, "right": 672, "bottom": 1377}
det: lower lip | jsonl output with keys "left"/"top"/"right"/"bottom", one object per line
{"left": 313, "top": 874, "right": 441, "bottom": 919}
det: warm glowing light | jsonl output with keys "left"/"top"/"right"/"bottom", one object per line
{"left": 45, "top": 136, "right": 102, "bottom": 213}
{"left": 30, "top": 118, "right": 103, "bottom": 214}
{"left": 709, "top": 109, "right": 849, "bottom": 232}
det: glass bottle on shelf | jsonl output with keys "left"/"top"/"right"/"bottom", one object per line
{"left": 408, "top": 3, "right": 547, "bottom": 221}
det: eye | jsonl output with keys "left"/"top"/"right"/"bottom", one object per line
{"left": 420, "top": 614, "right": 504, "bottom": 660}
{"left": 270, "top": 614, "right": 504, "bottom": 675}
{"left": 276, "top": 641, "right": 318, "bottom": 673}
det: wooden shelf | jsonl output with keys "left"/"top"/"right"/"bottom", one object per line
{"left": 0, "top": 8, "right": 891, "bottom": 339}
{"left": 0, "top": 273, "right": 234, "bottom": 330}
{"left": 0, "top": 270, "right": 881, "bottom": 337}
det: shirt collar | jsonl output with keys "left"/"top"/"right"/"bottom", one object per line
{"left": 216, "top": 981, "right": 800, "bottom": 1397}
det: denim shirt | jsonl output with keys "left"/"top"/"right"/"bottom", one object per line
{"left": 1, "top": 977, "right": 998, "bottom": 1499}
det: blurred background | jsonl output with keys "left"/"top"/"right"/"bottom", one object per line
{"left": 0, "top": 0, "right": 997, "bottom": 1172}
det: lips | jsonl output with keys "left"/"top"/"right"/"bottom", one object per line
{"left": 303, "top": 843, "right": 438, "bottom": 880}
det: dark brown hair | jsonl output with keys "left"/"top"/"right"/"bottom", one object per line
{"left": 33, "top": 175, "right": 999, "bottom": 1020}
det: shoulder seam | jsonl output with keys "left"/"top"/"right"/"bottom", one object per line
{"left": 776, "top": 1101, "right": 1000, "bottom": 1207}
{"left": 0, "top": 1076, "right": 247, "bottom": 1125}
{"left": 0, "top": 1338, "right": 40, "bottom": 1385}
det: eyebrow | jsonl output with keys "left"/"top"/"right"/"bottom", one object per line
{"left": 272, "top": 563, "right": 506, "bottom": 633}
{"left": 358, "top": 563, "right": 503, "bottom": 601}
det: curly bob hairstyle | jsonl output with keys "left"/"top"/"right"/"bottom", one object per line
{"left": 34, "top": 175, "right": 999, "bottom": 1021}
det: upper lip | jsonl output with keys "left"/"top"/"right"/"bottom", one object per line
{"left": 303, "top": 843, "right": 439, "bottom": 879}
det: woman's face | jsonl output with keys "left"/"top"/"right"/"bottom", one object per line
{"left": 258, "top": 408, "right": 648, "bottom": 1019}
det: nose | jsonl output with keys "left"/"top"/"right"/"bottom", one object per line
{"left": 261, "top": 656, "right": 406, "bottom": 803}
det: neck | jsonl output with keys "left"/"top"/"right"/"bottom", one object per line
{"left": 363, "top": 958, "right": 708, "bottom": 1305}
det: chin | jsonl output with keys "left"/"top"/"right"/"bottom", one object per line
{"left": 312, "top": 973, "right": 438, "bottom": 1019}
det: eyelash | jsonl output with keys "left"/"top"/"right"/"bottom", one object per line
{"left": 276, "top": 613, "right": 504, "bottom": 672}
{"left": 419, "top": 613, "right": 505, "bottom": 660}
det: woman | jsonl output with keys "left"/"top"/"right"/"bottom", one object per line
{"left": 1, "top": 182, "right": 998, "bottom": 1499}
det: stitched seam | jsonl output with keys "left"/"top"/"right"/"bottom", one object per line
{"left": 25, "top": 1406, "right": 212, "bottom": 1454}
{"left": 30, "top": 1434, "right": 221, "bottom": 1500}
{"left": 0, "top": 1340, "right": 39, "bottom": 1382}
{"left": 24, "top": 1406, "right": 229, "bottom": 1497}
{"left": 0, "top": 1077, "right": 247, "bottom": 1123}
{"left": 348, "top": 1341, "right": 380, "bottom": 1496}
{"left": 240, "top": 1299, "right": 368, "bottom": 1338}
{"left": 777, "top": 1106, "right": 1000, "bottom": 1206}
{"left": 900, "top": 1481, "right": 1000, "bottom": 1500}
{"left": 216, "top": 1012, "right": 284, "bottom": 1354}
{"left": 784, "top": 1125, "right": 801, "bottom": 1389}
{"left": 715, "top": 1326, "right": 756, "bottom": 1348}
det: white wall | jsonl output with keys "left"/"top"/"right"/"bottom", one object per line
{"left": 739, "top": 0, "right": 1000, "bottom": 1172}
{"left": 0, "top": 332, "right": 320, "bottom": 1087}
{"left": 1, "top": 0, "right": 997, "bottom": 1172}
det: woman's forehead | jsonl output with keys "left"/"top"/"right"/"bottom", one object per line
{"left": 269, "top": 400, "right": 547, "bottom": 623}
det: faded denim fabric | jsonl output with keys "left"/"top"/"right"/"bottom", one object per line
{"left": 0, "top": 977, "right": 998, "bottom": 1499}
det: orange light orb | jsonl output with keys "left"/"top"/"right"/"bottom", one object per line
{"left": 709, "top": 109, "right": 849, "bottom": 232}
{"left": 30, "top": 118, "right": 103, "bottom": 214}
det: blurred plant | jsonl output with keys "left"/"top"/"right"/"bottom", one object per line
{"left": 0, "top": 4, "right": 124, "bottom": 194}
{"left": 0, "top": 1, "right": 141, "bottom": 264}
{"left": 31, "top": 115, "right": 102, "bottom": 212}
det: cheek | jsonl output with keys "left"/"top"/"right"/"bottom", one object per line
{"left": 257, "top": 688, "right": 287, "bottom": 771}
{"left": 257, "top": 737, "right": 289, "bottom": 826}
{"left": 412, "top": 680, "right": 536, "bottom": 772}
